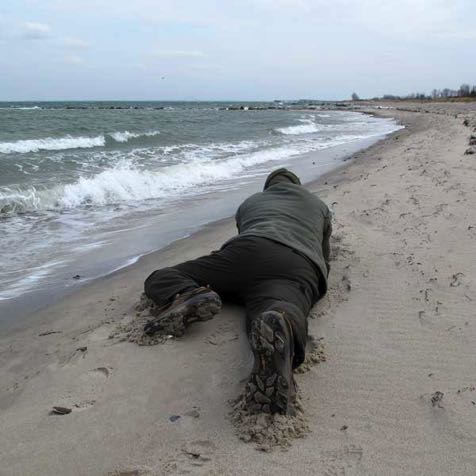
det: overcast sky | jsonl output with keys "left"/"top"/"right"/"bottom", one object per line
{"left": 0, "top": 0, "right": 474, "bottom": 101}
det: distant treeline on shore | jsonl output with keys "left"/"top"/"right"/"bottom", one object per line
{"left": 352, "top": 83, "right": 476, "bottom": 101}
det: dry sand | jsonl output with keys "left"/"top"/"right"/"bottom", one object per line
{"left": 1, "top": 102, "right": 476, "bottom": 475}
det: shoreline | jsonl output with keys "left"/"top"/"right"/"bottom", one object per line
{"left": 2, "top": 102, "right": 476, "bottom": 475}
{"left": 1, "top": 117, "right": 402, "bottom": 330}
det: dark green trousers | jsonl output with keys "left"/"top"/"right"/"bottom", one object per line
{"left": 144, "top": 236, "right": 321, "bottom": 367}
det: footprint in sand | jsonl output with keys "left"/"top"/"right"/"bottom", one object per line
{"left": 51, "top": 366, "right": 113, "bottom": 414}
{"left": 108, "top": 470, "right": 150, "bottom": 476}
{"left": 57, "top": 346, "right": 89, "bottom": 367}
{"left": 319, "top": 445, "right": 364, "bottom": 476}
{"left": 205, "top": 330, "right": 239, "bottom": 346}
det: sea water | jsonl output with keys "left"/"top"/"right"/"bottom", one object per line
{"left": 0, "top": 101, "right": 402, "bottom": 322}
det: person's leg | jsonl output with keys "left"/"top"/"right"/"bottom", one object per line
{"left": 243, "top": 280, "right": 317, "bottom": 415}
{"left": 143, "top": 237, "right": 273, "bottom": 335}
{"left": 245, "top": 279, "right": 315, "bottom": 368}
{"left": 241, "top": 244, "right": 321, "bottom": 414}
{"left": 144, "top": 267, "right": 206, "bottom": 308}
{"left": 242, "top": 238, "right": 320, "bottom": 367}
{"left": 144, "top": 237, "right": 262, "bottom": 306}
{"left": 143, "top": 249, "right": 240, "bottom": 336}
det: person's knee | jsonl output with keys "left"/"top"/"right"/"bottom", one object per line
{"left": 144, "top": 267, "right": 174, "bottom": 297}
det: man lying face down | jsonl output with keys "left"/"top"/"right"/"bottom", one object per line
{"left": 143, "top": 168, "right": 332, "bottom": 415}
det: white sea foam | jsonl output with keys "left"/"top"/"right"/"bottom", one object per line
{"left": 0, "top": 106, "right": 42, "bottom": 110}
{"left": 59, "top": 147, "right": 298, "bottom": 210}
{"left": 109, "top": 130, "right": 161, "bottom": 143}
{"left": 57, "top": 151, "right": 281, "bottom": 208}
{"left": 277, "top": 123, "right": 320, "bottom": 135}
{"left": 0, "top": 118, "right": 403, "bottom": 214}
{"left": 276, "top": 117, "right": 320, "bottom": 135}
{"left": 0, "top": 135, "right": 105, "bottom": 154}
{"left": 0, "top": 141, "right": 315, "bottom": 212}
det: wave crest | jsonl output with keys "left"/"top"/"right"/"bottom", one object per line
{"left": 109, "top": 130, "right": 161, "bottom": 143}
{"left": 276, "top": 117, "right": 320, "bottom": 135}
{"left": 0, "top": 142, "right": 310, "bottom": 214}
{"left": 0, "top": 130, "right": 162, "bottom": 154}
{"left": 0, "top": 135, "right": 105, "bottom": 154}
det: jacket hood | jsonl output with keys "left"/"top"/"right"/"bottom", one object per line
{"left": 263, "top": 168, "right": 301, "bottom": 190}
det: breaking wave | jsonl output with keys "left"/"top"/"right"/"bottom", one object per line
{"left": 0, "top": 141, "right": 323, "bottom": 214}
{"left": 0, "top": 130, "right": 162, "bottom": 154}
{"left": 0, "top": 106, "right": 42, "bottom": 110}
{"left": 109, "top": 130, "right": 161, "bottom": 143}
{"left": 0, "top": 135, "right": 105, "bottom": 154}
{"left": 276, "top": 117, "right": 320, "bottom": 135}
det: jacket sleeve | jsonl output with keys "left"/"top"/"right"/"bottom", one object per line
{"left": 322, "top": 209, "right": 332, "bottom": 274}
{"left": 235, "top": 204, "right": 242, "bottom": 233}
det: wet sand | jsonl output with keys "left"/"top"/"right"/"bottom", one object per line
{"left": 1, "top": 102, "right": 476, "bottom": 475}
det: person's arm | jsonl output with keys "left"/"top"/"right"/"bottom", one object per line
{"left": 322, "top": 209, "right": 332, "bottom": 274}
{"left": 235, "top": 204, "right": 242, "bottom": 233}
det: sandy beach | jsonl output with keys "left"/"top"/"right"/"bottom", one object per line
{"left": 1, "top": 102, "right": 476, "bottom": 475}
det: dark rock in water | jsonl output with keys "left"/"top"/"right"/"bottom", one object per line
{"left": 463, "top": 119, "right": 469, "bottom": 126}
{"left": 469, "top": 135, "right": 476, "bottom": 146}
{"left": 464, "top": 147, "right": 475, "bottom": 155}
{"left": 51, "top": 406, "right": 72, "bottom": 415}
{"left": 72, "top": 274, "right": 81, "bottom": 280}
{"left": 169, "top": 415, "right": 181, "bottom": 422}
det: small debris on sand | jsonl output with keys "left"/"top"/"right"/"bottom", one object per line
{"left": 50, "top": 406, "right": 72, "bottom": 415}
{"left": 181, "top": 440, "right": 215, "bottom": 462}
{"left": 38, "top": 330, "right": 62, "bottom": 336}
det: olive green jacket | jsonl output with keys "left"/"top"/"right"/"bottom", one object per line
{"left": 231, "top": 182, "right": 332, "bottom": 295}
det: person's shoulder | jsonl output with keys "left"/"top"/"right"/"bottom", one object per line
{"left": 244, "top": 190, "right": 265, "bottom": 201}
{"left": 307, "top": 189, "right": 331, "bottom": 213}
{"left": 240, "top": 190, "right": 265, "bottom": 208}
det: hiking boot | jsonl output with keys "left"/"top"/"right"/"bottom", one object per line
{"left": 245, "top": 310, "right": 296, "bottom": 415}
{"left": 144, "top": 287, "right": 222, "bottom": 337}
